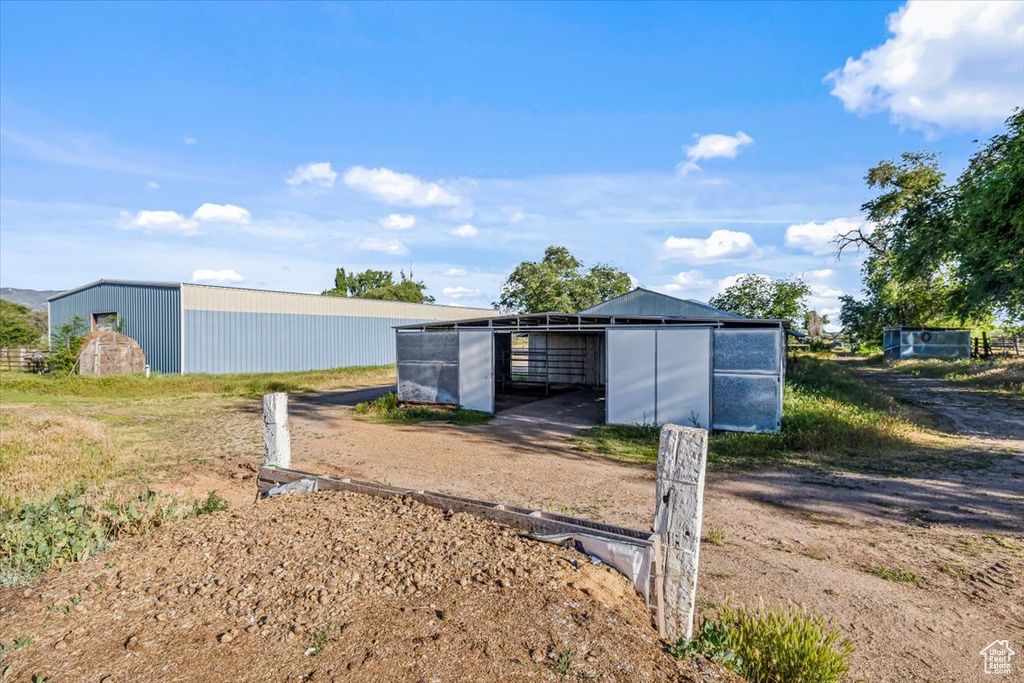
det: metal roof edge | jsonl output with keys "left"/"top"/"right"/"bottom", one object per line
{"left": 47, "top": 279, "right": 183, "bottom": 302}
{"left": 180, "top": 282, "right": 497, "bottom": 313}
{"left": 395, "top": 312, "right": 791, "bottom": 330}
{"left": 48, "top": 279, "right": 496, "bottom": 313}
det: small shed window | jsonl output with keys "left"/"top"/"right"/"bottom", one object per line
{"left": 93, "top": 312, "right": 119, "bottom": 332}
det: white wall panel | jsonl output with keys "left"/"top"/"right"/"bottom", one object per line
{"left": 458, "top": 330, "right": 494, "bottom": 412}
{"left": 606, "top": 329, "right": 657, "bottom": 425}
{"left": 656, "top": 328, "right": 712, "bottom": 429}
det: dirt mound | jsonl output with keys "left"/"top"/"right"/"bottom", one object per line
{"left": 0, "top": 492, "right": 726, "bottom": 682}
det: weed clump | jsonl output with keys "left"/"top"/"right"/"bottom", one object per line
{"left": 672, "top": 603, "right": 853, "bottom": 683}
{"left": 0, "top": 485, "right": 230, "bottom": 586}
{"left": 354, "top": 392, "right": 492, "bottom": 426}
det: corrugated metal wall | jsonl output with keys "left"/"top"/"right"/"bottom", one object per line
{"left": 181, "top": 284, "right": 491, "bottom": 320}
{"left": 184, "top": 311, "right": 438, "bottom": 373}
{"left": 49, "top": 283, "right": 182, "bottom": 373}
{"left": 181, "top": 286, "right": 495, "bottom": 374}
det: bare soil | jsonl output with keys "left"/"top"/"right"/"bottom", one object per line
{"left": 5, "top": 366, "right": 1021, "bottom": 682}
{"left": 0, "top": 492, "right": 731, "bottom": 683}
{"left": 279, "top": 375, "right": 1024, "bottom": 683}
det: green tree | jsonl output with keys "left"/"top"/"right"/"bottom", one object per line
{"left": 708, "top": 274, "right": 810, "bottom": 320}
{"left": 0, "top": 300, "right": 44, "bottom": 347}
{"left": 47, "top": 315, "right": 89, "bottom": 375}
{"left": 322, "top": 268, "right": 435, "bottom": 304}
{"left": 947, "top": 109, "right": 1024, "bottom": 321}
{"left": 835, "top": 143, "right": 1008, "bottom": 343}
{"left": 496, "top": 246, "right": 632, "bottom": 313}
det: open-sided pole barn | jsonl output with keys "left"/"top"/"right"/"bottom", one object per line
{"left": 395, "top": 312, "right": 788, "bottom": 433}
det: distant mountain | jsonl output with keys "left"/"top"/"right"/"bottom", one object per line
{"left": 0, "top": 287, "right": 63, "bottom": 311}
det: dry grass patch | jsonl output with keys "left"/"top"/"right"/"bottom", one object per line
{"left": 893, "top": 357, "right": 1024, "bottom": 394}
{"left": 0, "top": 409, "right": 119, "bottom": 505}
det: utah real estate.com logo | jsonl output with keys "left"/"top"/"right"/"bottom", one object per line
{"left": 980, "top": 640, "right": 1015, "bottom": 675}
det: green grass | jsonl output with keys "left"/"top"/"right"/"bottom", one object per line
{"left": 545, "top": 642, "right": 579, "bottom": 678}
{"left": 304, "top": 625, "right": 337, "bottom": 657}
{"left": 704, "top": 526, "right": 726, "bottom": 546}
{"left": 867, "top": 564, "right": 923, "bottom": 584}
{"left": 0, "top": 364, "right": 395, "bottom": 401}
{"left": 354, "top": 391, "right": 492, "bottom": 426}
{"left": 0, "top": 637, "right": 32, "bottom": 668}
{"left": 892, "top": 357, "right": 1023, "bottom": 393}
{"left": 576, "top": 355, "right": 961, "bottom": 476}
{"left": 672, "top": 603, "right": 853, "bottom": 683}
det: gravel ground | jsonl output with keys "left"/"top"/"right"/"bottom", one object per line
{"left": 0, "top": 492, "right": 733, "bottom": 683}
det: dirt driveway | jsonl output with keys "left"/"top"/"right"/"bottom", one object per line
{"left": 286, "top": 377, "right": 1023, "bottom": 683}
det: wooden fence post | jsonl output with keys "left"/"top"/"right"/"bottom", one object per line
{"left": 263, "top": 392, "right": 291, "bottom": 468}
{"left": 654, "top": 424, "right": 708, "bottom": 642}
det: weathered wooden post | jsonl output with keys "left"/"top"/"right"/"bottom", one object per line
{"left": 654, "top": 424, "right": 708, "bottom": 642}
{"left": 263, "top": 392, "right": 291, "bottom": 468}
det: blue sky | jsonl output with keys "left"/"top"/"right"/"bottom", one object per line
{"left": 2, "top": 1, "right": 1022, "bottom": 321}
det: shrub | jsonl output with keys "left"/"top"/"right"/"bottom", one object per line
{"left": 672, "top": 603, "right": 853, "bottom": 683}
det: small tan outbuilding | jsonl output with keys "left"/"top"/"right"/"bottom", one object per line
{"left": 77, "top": 331, "right": 146, "bottom": 377}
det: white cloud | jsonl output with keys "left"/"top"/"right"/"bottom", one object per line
{"left": 123, "top": 210, "right": 199, "bottom": 235}
{"left": 183, "top": 136, "right": 197, "bottom": 145}
{"left": 287, "top": 161, "right": 338, "bottom": 189}
{"left": 501, "top": 206, "right": 526, "bottom": 223}
{"left": 451, "top": 223, "right": 478, "bottom": 238}
{"left": 811, "top": 284, "right": 844, "bottom": 298}
{"left": 826, "top": 1, "right": 1024, "bottom": 132}
{"left": 192, "top": 268, "right": 244, "bottom": 283}
{"left": 785, "top": 217, "right": 866, "bottom": 255}
{"left": 657, "top": 269, "right": 716, "bottom": 295}
{"left": 358, "top": 237, "right": 408, "bottom": 255}
{"left": 677, "top": 132, "right": 754, "bottom": 175}
{"left": 191, "top": 203, "right": 251, "bottom": 225}
{"left": 803, "top": 268, "right": 835, "bottom": 281}
{"left": 442, "top": 286, "right": 481, "bottom": 299}
{"left": 716, "top": 273, "right": 750, "bottom": 293}
{"left": 662, "top": 229, "right": 757, "bottom": 261}
{"left": 146, "top": 181, "right": 159, "bottom": 189}
{"left": 379, "top": 213, "right": 416, "bottom": 230}
{"left": 669, "top": 269, "right": 713, "bottom": 287}
{"left": 343, "top": 166, "right": 461, "bottom": 207}
{"left": 443, "top": 267, "right": 469, "bottom": 277}
{"left": 122, "top": 202, "right": 252, "bottom": 235}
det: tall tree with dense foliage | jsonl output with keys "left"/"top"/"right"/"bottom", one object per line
{"left": 836, "top": 151, "right": 959, "bottom": 343}
{"left": 708, "top": 274, "right": 810, "bottom": 320}
{"left": 322, "top": 268, "right": 435, "bottom": 304}
{"left": 0, "top": 300, "right": 45, "bottom": 347}
{"left": 496, "top": 246, "right": 632, "bottom": 313}
{"left": 837, "top": 110, "right": 1022, "bottom": 342}
{"left": 947, "top": 109, "right": 1024, "bottom": 321}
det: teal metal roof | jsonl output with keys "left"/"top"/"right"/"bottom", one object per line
{"left": 579, "top": 288, "right": 742, "bottom": 318}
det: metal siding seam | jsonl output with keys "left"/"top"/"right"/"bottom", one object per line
{"left": 180, "top": 285, "right": 185, "bottom": 374}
